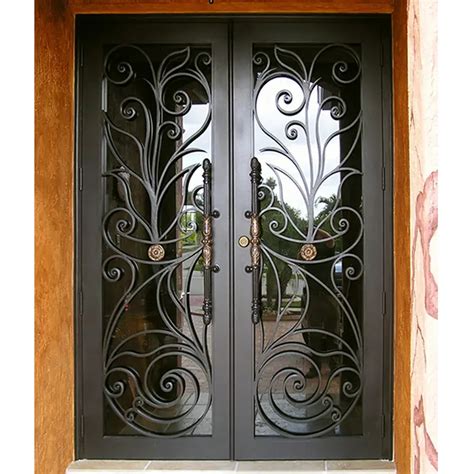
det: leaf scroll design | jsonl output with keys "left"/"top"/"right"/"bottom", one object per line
{"left": 101, "top": 45, "right": 213, "bottom": 437}
{"left": 252, "top": 45, "right": 364, "bottom": 437}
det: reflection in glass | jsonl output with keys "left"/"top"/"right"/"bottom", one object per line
{"left": 252, "top": 45, "right": 363, "bottom": 437}
{"left": 101, "top": 45, "right": 213, "bottom": 437}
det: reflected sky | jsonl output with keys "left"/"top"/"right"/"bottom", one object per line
{"left": 181, "top": 104, "right": 211, "bottom": 195}
{"left": 255, "top": 78, "right": 340, "bottom": 218}
{"left": 181, "top": 77, "right": 341, "bottom": 219}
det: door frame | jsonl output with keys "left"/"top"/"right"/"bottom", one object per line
{"left": 35, "top": 1, "right": 410, "bottom": 474}
{"left": 74, "top": 15, "right": 393, "bottom": 461}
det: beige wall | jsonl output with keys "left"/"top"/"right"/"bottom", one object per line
{"left": 408, "top": 0, "right": 438, "bottom": 472}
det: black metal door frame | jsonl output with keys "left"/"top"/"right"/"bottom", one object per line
{"left": 76, "top": 15, "right": 392, "bottom": 461}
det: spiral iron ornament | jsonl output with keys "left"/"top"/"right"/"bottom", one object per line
{"left": 252, "top": 44, "right": 364, "bottom": 437}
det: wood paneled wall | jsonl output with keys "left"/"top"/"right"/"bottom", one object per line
{"left": 35, "top": 1, "right": 410, "bottom": 473}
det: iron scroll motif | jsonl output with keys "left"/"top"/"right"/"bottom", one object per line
{"left": 101, "top": 44, "right": 214, "bottom": 437}
{"left": 252, "top": 44, "right": 364, "bottom": 437}
{"left": 245, "top": 157, "right": 263, "bottom": 324}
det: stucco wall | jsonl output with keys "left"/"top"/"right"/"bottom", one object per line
{"left": 408, "top": 0, "right": 438, "bottom": 472}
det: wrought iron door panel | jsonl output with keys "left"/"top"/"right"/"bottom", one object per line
{"left": 78, "top": 20, "right": 231, "bottom": 459}
{"left": 102, "top": 43, "right": 217, "bottom": 438}
{"left": 251, "top": 43, "right": 364, "bottom": 438}
{"left": 233, "top": 21, "right": 391, "bottom": 459}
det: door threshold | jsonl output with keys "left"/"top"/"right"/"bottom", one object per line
{"left": 67, "top": 460, "right": 395, "bottom": 474}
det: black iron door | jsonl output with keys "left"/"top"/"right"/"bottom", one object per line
{"left": 77, "top": 17, "right": 391, "bottom": 461}
{"left": 77, "top": 19, "right": 231, "bottom": 460}
{"left": 232, "top": 20, "right": 392, "bottom": 460}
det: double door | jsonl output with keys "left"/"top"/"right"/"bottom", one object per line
{"left": 77, "top": 17, "right": 392, "bottom": 460}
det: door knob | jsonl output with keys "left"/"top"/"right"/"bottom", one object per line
{"left": 238, "top": 235, "right": 250, "bottom": 248}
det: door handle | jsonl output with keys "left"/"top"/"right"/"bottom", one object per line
{"left": 245, "top": 157, "right": 262, "bottom": 324}
{"left": 202, "top": 159, "right": 219, "bottom": 326}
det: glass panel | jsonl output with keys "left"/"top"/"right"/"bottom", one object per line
{"left": 101, "top": 44, "right": 213, "bottom": 437}
{"left": 252, "top": 44, "right": 363, "bottom": 437}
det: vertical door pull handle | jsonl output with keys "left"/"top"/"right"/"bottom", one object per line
{"left": 245, "top": 157, "right": 262, "bottom": 324}
{"left": 202, "top": 158, "right": 218, "bottom": 325}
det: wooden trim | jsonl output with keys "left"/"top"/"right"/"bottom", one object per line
{"left": 35, "top": 2, "right": 409, "bottom": 473}
{"left": 35, "top": 1, "right": 75, "bottom": 474}
{"left": 392, "top": 1, "right": 411, "bottom": 473}
{"left": 69, "top": 0, "right": 394, "bottom": 15}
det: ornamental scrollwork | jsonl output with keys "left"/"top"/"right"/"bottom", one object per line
{"left": 102, "top": 44, "right": 213, "bottom": 437}
{"left": 252, "top": 44, "right": 364, "bottom": 437}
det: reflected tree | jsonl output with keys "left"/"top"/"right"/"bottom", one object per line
{"left": 315, "top": 194, "right": 342, "bottom": 253}
{"left": 261, "top": 177, "right": 307, "bottom": 310}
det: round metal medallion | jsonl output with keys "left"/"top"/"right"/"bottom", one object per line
{"left": 300, "top": 243, "right": 317, "bottom": 261}
{"left": 148, "top": 244, "right": 165, "bottom": 262}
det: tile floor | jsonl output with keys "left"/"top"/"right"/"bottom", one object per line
{"left": 67, "top": 459, "right": 395, "bottom": 474}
